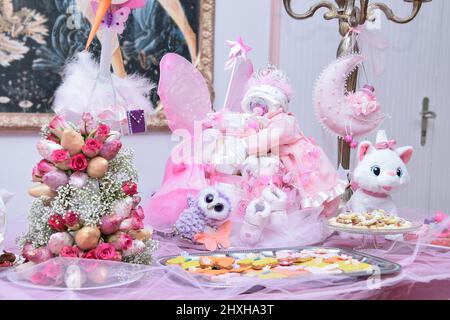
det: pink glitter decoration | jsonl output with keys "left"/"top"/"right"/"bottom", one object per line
{"left": 313, "top": 54, "right": 385, "bottom": 138}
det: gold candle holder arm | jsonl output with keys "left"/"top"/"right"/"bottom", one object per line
{"left": 367, "top": 0, "right": 431, "bottom": 24}
{"left": 283, "top": 0, "right": 341, "bottom": 21}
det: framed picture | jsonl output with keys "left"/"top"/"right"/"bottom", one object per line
{"left": 0, "top": 0, "right": 215, "bottom": 130}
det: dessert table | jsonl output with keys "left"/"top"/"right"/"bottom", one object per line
{"left": 1, "top": 235, "right": 449, "bottom": 300}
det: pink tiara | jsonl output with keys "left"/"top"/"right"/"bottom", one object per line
{"left": 247, "top": 65, "right": 293, "bottom": 100}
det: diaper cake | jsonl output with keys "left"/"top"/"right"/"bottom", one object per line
{"left": 144, "top": 38, "right": 346, "bottom": 250}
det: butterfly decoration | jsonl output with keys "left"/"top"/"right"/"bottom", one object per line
{"left": 194, "top": 221, "right": 232, "bottom": 251}
{"left": 91, "top": 2, "right": 131, "bottom": 34}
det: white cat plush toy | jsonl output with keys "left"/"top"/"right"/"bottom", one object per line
{"left": 347, "top": 130, "right": 413, "bottom": 215}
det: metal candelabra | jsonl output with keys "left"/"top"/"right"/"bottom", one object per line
{"left": 283, "top": 0, "right": 431, "bottom": 200}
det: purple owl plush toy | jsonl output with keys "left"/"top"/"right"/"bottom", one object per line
{"left": 175, "top": 187, "right": 232, "bottom": 242}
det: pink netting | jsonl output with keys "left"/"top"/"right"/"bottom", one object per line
{"left": 1, "top": 209, "right": 448, "bottom": 299}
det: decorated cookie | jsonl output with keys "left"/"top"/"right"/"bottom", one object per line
{"left": 214, "top": 257, "right": 235, "bottom": 270}
{"left": 252, "top": 257, "right": 278, "bottom": 270}
{"left": 277, "top": 257, "right": 294, "bottom": 266}
{"left": 199, "top": 256, "right": 216, "bottom": 268}
{"left": 237, "top": 258, "right": 255, "bottom": 267}
{"left": 166, "top": 256, "right": 187, "bottom": 265}
{"left": 338, "top": 260, "right": 373, "bottom": 273}
{"left": 181, "top": 260, "right": 200, "bottom": 270}
{"left": 324, "top": 257, "right": 345, "bottom": 264}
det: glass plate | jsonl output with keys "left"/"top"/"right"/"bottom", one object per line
{"left": 6, "top": 269, "right": 143, "bottom": 291}
{"left": 157, "top": 245, "right": 402, "bottom": 288}
{"left": 327, "top": 221, "right": 423, "bottom": 235}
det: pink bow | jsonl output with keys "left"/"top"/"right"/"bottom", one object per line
{"left": 375, "top": 140, "right": 396, "bottom": 150}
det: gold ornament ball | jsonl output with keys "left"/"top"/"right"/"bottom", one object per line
{"left": 75, "top": 226, "right": 101, "bottom": 250}
{"left": 87, "top": 157, "right": 109, "bottom": 178}
{"left": 61, "top": 129, "right": 84, "bottom": 155}
{"left": 87, "top": 266, "right": 109, "bottom": 284}
{"left": 28, "top": 183, "right": 56, "bottom": 199}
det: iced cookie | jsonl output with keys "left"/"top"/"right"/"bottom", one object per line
{"left": 252, "top": 258, "right": 278, "bottom": 270}
{"left": 324, "top": 257, "right": 344, "bottom": 264}
{"left": 215, "top": 257, "right": 235, "bottom": 270}
{"left": 292, "top": 255, "right": 313, "bottom": 264}
{"left": 338, "top": 260, "right": 373, "bottom": 273}
{"left": 181, "top": 260, "right": 200, "bottom": 269}
{"left": 199, "top": 256, "right": 216, "bottom": 268}
{"left": 166, "top": 256, "right": 187, "bottom": 265}
{"left": 277, "top": 258, "right": 294, "bottom": 266}
{"left": 237, "top": 258, "right": 254, "bottom": 267}
{"left": 229, "top": 266, "right": 251, "bottom": 273}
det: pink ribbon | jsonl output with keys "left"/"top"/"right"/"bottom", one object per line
{"left": 375, "top": 140, "right": 396, "bottom": 150}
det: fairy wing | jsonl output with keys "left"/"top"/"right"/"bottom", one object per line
{"left": 158, "top": 53, "right": 212, "bottom": 134}
{"left": 222, "top": 58, "right": 253, "bottom": 112}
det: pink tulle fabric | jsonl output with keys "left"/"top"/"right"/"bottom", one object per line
{"left": 2, "top": 209, "right": 449, "bottom": 300}
{"left": 243, "top": 110, "right": 347, "bottom": 209}
{"left": 143, "top": 154, "right": 208, "bottom": 229}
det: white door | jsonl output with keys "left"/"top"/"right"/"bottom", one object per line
{"left": 278, "top": 0, "right": 450, "bottom": 215}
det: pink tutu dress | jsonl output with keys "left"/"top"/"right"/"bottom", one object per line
{"left": 243, "top": 108, "right": 346, "bottom": 212}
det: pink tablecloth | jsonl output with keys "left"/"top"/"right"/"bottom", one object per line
{"left": 1, "top": 236, "right": 449, "bottom": 300}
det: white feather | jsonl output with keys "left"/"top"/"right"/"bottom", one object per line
{"left": 53, "top": 51, "right": 155, "bottom": 122}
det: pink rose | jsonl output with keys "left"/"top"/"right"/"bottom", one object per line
{"left": 94, "top": 124, "right": 110, "bottom": 142}
{"left": 60, "top": 246, "right": 80, "bottom": 258}
{"left": 132, "top": 195, "right": 141, "bottom": 208}
{"left": 94, "top": 243, "right": 116, "bottom": 260}
{"left": 78, "top": 112, "right": 97, "bottom": 135}
{"left": 32, "top": 166, "right": 42, "bottom": 182}
{"left": 37, "top": 159, "right": 56, "bottom": 175}
{"left": 22, "top": 244, "right": 54, "bottom": 264}
{"left": 82, "top": 138, "right": 103, "bottom": 158}
{"left": 132, "top": 216, "right": 144, "bottom": 230}
{"left": 37, "top": 140, "right": 63, "bottom": 161}
{"left": 131, "top": 206, "right": 145, "bottom": 220}
{"left": 121, "top": 216, "right": 144, "bottom": 231}
{"left": 49, "top": 115, "right": 70, "bottom": 138}
{"left": 51, "top": 149, "right": 70, "bottom": 165}
{"left": 119, "top": 233, "right": 133, "bottom": 251}
{"left": 63, "top": 211, "right": 79, "bottom": 228}
{"left": 122, "top": 180, "right": 138, "bottom": 196}
{"left": 70, "top": 154, "right": 88, "bottom": 172}
{"left": 99, "top": 139, "right": 122, "bottom": 160}
{"left": 100, "top": 214, "right": 122, "bottom": 235}
{"left": 48, "top": 214, "right": 66, "bottom": 231}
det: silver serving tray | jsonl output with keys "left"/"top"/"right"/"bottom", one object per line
{"left": 157, "top": 246, "right": 402, "bottom": 288}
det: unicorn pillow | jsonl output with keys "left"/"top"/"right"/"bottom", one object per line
{"left": 347, "top": 130, "right": 413, "bottom": 214}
